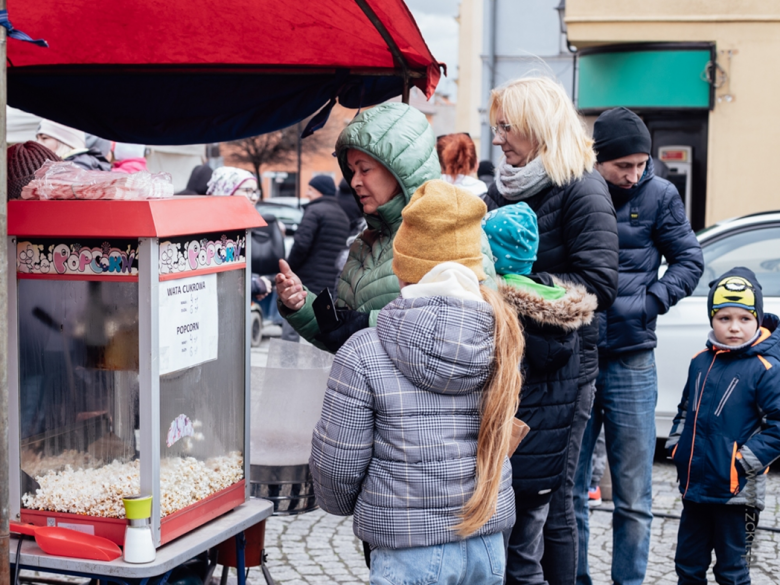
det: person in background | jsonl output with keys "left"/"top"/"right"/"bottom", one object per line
{"left": 206, "top": 166, "right": 260, "bottom": 203}
{"left": 437, "top": 133, "right": 488, "bottom": 197}
{"left": 336, "top": 178, "right": 366, "bottom": 237}
{"left": 478, "top": 160, "right": 496, "bottom": 188}
{"left": 310, "top": 180, "right": 522, "bottom": 584}
{"left": 111, "top": 143, "right": 148, "bottom": 174}
{"left": 334, "top": 178, "right": 368, "bottom": 289}
{"left": 36, "top": 119, "right": 110, "bottom": 171}
{"left": 588, "top": 428, "right": 607, "bottom": 507}
{"left": 666, "top": 267, "right": 780, "bottom": 585}
{"left": 85, "top": 134, "right": 112, "bottom": 164}
{"left": 288, "top": 175, "right": 350, "bottom": 296}
{"left": 482, "top": 76, "right": 618, "bottom": 585}
{"left": 7, "top": 141, "right": 60, "bottom": 200}
{"left": 176, "top": 164, "right": 214, "bottom": 195}
{"left": 275, "top": 102, "right": 497, "bottom": 354}
{"left": 484, "top": 204, "right": 597, "bottom": 585}
{"left": 574, "top": 107, "right": 703, "bottom": 585}
{"left": 282, "top": 175, "right": 350, "bottom": 342}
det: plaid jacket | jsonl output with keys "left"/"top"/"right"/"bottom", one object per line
{"left": 310, "top": 295, "right": 515, "bottom": 549}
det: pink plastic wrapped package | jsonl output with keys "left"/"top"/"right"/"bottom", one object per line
{"left": 20, "top": 161, "right": 174, "bottom": 200}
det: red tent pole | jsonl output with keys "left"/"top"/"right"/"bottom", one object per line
{"left": 354, "top": 0, "right": 411, "bottom": 103}
{"left": 0, "top": 0, "right": 9, "bottom": 582}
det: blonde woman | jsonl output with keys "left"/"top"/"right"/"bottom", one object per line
{"left": 481, "top": 77, "right": 618, "bottom": 585}
{"left": 310, "top": 180, "right": 523, "bottom": 584}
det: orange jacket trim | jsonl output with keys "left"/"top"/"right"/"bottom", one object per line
{"left": 730, "top": 442, "right": 740, "bottom": 494}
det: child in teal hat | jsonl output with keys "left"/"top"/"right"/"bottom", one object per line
{"left": 484, "top": 202, "right": 599, "bottom": 582}
{"left": 483, "top": 203, "right": 565, "bottom": 299}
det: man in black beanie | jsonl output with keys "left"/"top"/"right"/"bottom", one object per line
{"left": 574, "top": 107, "right": 705, "bottom": 585}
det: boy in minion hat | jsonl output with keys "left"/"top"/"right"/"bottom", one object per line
{"left": 666, "top": 266, "right": 780, "bottom": 584}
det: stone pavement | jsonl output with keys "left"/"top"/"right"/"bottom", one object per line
{"left": 242, "top": 460, "right": 780, "bottom": 585}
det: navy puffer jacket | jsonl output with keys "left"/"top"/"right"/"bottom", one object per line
{"left": 287, "top": 196, "right": 350, "bottom": 295}
{"left": 666, "top": 314, "right": 780, "bottom": 510}
{"left": 598, "top": 158, "right": 703, "bottom": 356}
{"left": 483, "top": 170, "right": 618, "bottom": 385}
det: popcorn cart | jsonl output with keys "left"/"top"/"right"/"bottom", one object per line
{"left": 7, "top": 196, "right": 264, "bottom": 548}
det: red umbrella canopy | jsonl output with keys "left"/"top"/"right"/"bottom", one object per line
{"left": 7, "top": 0, "right": 442, "bottom": 144}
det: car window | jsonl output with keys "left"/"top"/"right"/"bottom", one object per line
{"left": 693, "top": 226, "right": 780, "bottom": 296}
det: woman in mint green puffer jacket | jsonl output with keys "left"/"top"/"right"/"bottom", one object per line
{"left": 277, "top": 102, "right": 497, "bottom": 351}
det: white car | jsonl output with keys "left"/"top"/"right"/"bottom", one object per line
{"left": 655, "top": 211, "right": 780, "bottom": 438}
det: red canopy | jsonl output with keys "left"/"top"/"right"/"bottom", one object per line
{"left": 7, "top": 0, "right": 442, "bottom": 144}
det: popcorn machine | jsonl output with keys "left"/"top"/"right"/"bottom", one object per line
{"left": 7, "top": 197, "right": 264, "bottom": 547}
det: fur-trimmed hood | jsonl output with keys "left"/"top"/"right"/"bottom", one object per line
{"left": 500, "top": 278, "right": 597, "bottom": 331}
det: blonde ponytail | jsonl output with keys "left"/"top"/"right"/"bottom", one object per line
{"left": 454, "top": 285, "right": 524, "bottom": 537}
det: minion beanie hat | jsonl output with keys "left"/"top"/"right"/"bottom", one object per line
{"left": 393, "top": 179, "right": 487, "bottom": 284}
{"left": 707, "top": 266, "right": 763, "bottom": 325}
{"left": 482, "top": 203, "right": 539, "bottom": 276}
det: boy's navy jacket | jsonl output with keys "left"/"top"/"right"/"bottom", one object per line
{"left": 666, "top": 313, "right": 780, "bottom": 510}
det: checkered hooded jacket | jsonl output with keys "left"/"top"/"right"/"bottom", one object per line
{"left": 310, "top": 294, "right": 516, "bottom": 548}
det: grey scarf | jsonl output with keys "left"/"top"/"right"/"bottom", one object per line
{"left": 495, "top": 156, "right": 553, "bottom": 201}
{"left": 707, "top": 328, "right": 761, "bottom": 352}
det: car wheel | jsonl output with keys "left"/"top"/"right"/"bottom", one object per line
{"left": 251, "top": 310, "right": 263, "bottom": 347}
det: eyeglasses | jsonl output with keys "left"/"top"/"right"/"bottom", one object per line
{"left": 235, "top": 187, "right": 260, "bottom": 201}
{"left": 490, "top": 123, "right": 514, "bottom": 138}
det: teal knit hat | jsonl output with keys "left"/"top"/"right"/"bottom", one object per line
{"left": 482, "top": 203, "right": 539, "bottom": 275}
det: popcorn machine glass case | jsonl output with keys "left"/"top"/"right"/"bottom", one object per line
{"left": 7, "top": 198, "right": 263, "bottom": 547}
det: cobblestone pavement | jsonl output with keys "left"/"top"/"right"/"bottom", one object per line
{"left": 247, "top": 460, "right": 780, "bottom": 585}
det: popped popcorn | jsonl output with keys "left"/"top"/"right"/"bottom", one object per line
{"left": 21, "top": 452, "right": 243, "bottom": 518}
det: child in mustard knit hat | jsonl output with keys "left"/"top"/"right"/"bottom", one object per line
{"left": 311, "top": 179, "right": 523, "bottom": 583}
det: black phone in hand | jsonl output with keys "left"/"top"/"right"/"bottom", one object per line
{"left": 313, "top": 288, "right": 342, "bottom": 334}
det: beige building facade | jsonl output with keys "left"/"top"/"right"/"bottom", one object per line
{"left": 566, "top": 0, "right": 780, "bottom": 228}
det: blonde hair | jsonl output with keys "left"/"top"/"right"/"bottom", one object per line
{"left": 454, "top": 285, "right": 524, "bottom": 537}
{"left": 489, "top": 76, "right": 595, "bottom": 186}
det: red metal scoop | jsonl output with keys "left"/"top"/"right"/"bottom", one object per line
{"left": 11, "top": 522, "right": 122, "bottom": 561}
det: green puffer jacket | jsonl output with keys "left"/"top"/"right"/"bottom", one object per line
{"left": 283, "top": 103, "right": 497, "bottom": 348}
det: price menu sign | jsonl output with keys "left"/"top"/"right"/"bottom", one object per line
{"left": 159, "top": 273, "right": 218, "bottom": 375}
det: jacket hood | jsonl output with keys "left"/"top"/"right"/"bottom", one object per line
{"left": 375, "top": 295, "right": 494, "bottom": 395}
{"left": 335, "top": 103, "right": 441, "bottom": 228}
{"left": 706, "top": 313, "right": 780, "bottom": 358}
{"left": 500, "top": 278, "right": 597, "bottom": 331}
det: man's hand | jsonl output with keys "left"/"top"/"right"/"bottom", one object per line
{"left": 276, "top": 259, "right": 307, "bottom": 311}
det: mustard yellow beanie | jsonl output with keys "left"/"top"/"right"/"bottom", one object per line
{"left": 393, "top": 179, "right": 487, "bottom": 284}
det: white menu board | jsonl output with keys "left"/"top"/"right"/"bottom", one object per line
{"left": 159, "top": 273, "right": 218, "bottom": 375}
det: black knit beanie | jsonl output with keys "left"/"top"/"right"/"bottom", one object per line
{"left": 593, "top": 107, "right": 652, "bottom": 163}
{"left": 707, "top": 266, "right": 764, "bottom": 326}
{"left": 308, "top": 174, "right": 336, "bottom": 197}
{"left": 8, "top": 141, "right": 60, "bottom": 200}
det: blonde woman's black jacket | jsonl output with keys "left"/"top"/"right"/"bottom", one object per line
{"left": 483, "top": 170, "right": 618, "bottom": 384}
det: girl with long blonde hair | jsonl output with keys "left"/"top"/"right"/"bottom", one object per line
{"left": 311, "top": 179, "right": 523, "bottom": 584}
{"left": 480, "top": 76, "right": 619, "bottom": 585}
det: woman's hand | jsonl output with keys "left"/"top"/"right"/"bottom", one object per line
{"left": 276, "top": 259, "right": 307, "bottom": 311}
